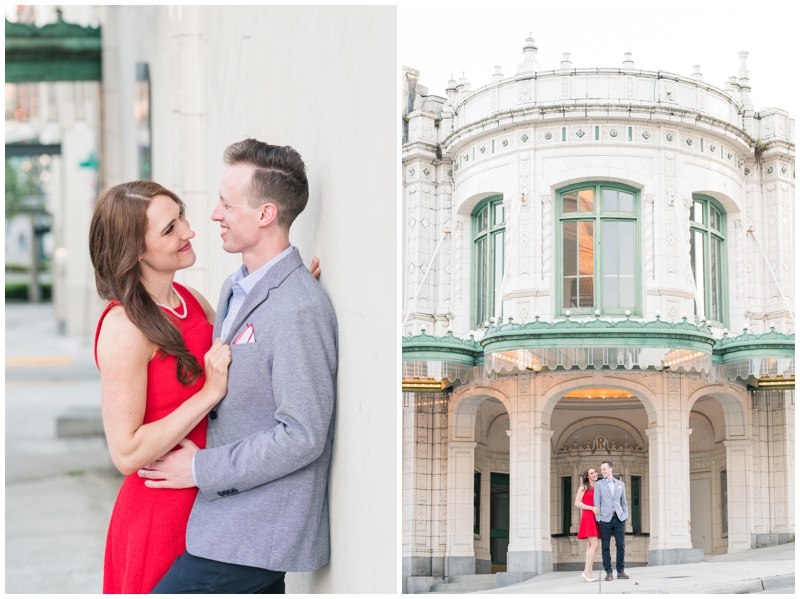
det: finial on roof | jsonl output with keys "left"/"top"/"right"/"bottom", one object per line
{"left": 492, "top": 65, "right": 503, "bottom": 83}
{"left": 692, "top": 64, "right": 704, "bottom": 82}
{"left": 517, "top": 33, "right": 539, "bottom": 76}
{"left": 622, "top": 52, "right": 635, "bottom": 70}
{"left": 559, "top": 52, "right": 572, "bottom": 71}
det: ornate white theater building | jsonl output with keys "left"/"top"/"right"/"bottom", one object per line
{"left": 401, "top": 38, "right": 794, "bottom": 593}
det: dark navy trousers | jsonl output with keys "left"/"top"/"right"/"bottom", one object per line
{"left": 151, "top": 551, "right": 285, "bottom": 594}
{"left": 598, "top": 513, "right": 626, "bottom": 574}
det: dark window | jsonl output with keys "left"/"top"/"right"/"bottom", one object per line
{"left": 473, "top": 471, "right": 481, "bottom": 534}
{"left": 631, "top": 476, "right": 642, "bottom": 533}
{"left": 561, "top": 477, "right": 572, "bottom": 534}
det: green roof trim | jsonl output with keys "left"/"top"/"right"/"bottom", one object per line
{"left": 6, "top": 11, "right": 102, "bottom": 83}
{"left": 712, "top": 328, "right": 796, "bottom": 364}
{"left": 481, "top": 314, "right": 716, "bottom": 354}
{"left": 402, "top": 330, "right": 483, "bottom": 366}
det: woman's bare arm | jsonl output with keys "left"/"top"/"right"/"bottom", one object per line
{"left": 575, "top": 484, "right": 590, "bottom": 509}
{"left": 97, "top": 306, "right": 228, "bottom": 476}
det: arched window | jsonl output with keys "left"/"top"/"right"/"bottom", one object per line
{"left": 472, "top": 196, "right": 505, "bottom": 327}
{"left": 557, "top": 182, "right": 640, "bottom": 316}
{"left": 689, "top": 194, "right": 727, "bottom": 326}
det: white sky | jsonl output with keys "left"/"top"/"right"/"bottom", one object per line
{"left": 400, "top": 2, "right": 799, "bottom": 115}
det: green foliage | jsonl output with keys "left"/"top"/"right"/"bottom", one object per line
{"left": 5, "top": 157, "right": 44, "bottom": 219}
{"left": 5, "top": 282, "right": 52, "bottom": 301}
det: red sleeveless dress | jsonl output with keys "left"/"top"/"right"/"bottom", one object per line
{"left": 578, "top": 485, "right": 601, "bottom": 538}
{"left": 94, "top": 283, "right": 212, "bottom": 594}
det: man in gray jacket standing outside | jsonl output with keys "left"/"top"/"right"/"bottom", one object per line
{"left": 595, "top": 460, "right": 630, "bottom": 581}
{"left": 140, "top": 139, "right": 337, "bottom": 593}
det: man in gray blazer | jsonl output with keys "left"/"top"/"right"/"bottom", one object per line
{"left": 595, "top": 460, "right": 630, "bottom": 581}
{"left": 141, "top": 140, "right": 337, "bottom": 593}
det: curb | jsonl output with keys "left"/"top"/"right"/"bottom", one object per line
{"left": 623, "top": 573, "right": 794, "bottom": 594}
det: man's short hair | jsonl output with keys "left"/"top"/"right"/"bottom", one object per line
{"left": 223, "top": 139, "right": 309, "bottom": 230}
{"left": 601, "top": 460, "right": 614, "bottom": 469}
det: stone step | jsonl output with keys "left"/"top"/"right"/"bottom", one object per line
{"left": 446, "top": 574, "right": 497, "bottom": 584}
{"left": 429, "top": 581, "right": 498, "bottom": 593}
{"left": 56, "top": 406, "right": 105, "bottom": 438}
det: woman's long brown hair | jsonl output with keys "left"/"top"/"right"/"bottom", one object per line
{"left": 581, "top": 466, "right": 597, "bottom": 489}
{"left": 89, "top": 181, "right": 202, "bottom": 385}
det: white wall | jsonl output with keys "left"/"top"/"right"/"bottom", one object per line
{"left": 103, "top": 5, "right": 398, "bottom": 593}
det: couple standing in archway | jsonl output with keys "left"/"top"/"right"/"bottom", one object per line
{"left": 574, "top": 461, "right": 630, "bottom": 582}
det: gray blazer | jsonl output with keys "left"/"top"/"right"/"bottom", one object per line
{"left": 186, "top": 248, "right": 338, "bottom": 572}
{"left": 595, "top": 476, "right": 628, "bottom": 523}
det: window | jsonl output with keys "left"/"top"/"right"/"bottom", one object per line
{"left": 720, "top": 469, "right": 728, "bottom": 536}
{"left": 473, "top": 471, "right": 481, "bottom": 535}
{"left": 561, "top": 476, "right": 572, "bottom": 534}
{"left": 689, "top": 195, "right": 727, "bottom": 326}
{"left": 557, "top": 182, "right": 640, "bottom": 315}
{"left": 472, "top": 196, "right": 505, "bottom": 327}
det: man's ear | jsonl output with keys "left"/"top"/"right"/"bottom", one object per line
{"left": 258, "top": 203, "right": 279, "bottom": 228}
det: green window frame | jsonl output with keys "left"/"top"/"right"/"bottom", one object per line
{"left": 472, "top": 196, "right": 505, "bottom": 327}
{"left": 689, "top": 194, "right": 727, "bottom": 327}
{"left": 556, "top": 182, "right": 641, "bottom": 316}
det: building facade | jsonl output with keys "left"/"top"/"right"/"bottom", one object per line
{"left": 401, "top": 39, "right": 794, "bottom": 592}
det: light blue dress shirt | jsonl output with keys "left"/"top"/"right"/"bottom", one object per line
{"left": 191, "top": 244, "right": 294, "bottom": 485}
{"left": 219, "top": 244, "right": 295, "bottom": 341}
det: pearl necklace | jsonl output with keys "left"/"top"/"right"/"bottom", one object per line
{"left": 156, "top": 285, "right": 188, "bottom": 319}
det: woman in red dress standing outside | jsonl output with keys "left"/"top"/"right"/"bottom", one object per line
{"left": 90, "top": 181, "right": 320, "bottom": 593}
{"left": 575, "top": 466, "right": 601, "bottom": 582}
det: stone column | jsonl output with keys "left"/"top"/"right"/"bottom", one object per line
{"left": 445, "top": 440, "right": 477, "bottom": 576}
{"left": 723, "top": 439, "right": 754, "bottom": 553}
{"left": 569, "top": 459, "right": 580, "bottom": 534}
{"left": 502, "top": 423, "right": 554, "bottom": 586}
{"left": 622, "top": 460, "right": 634, "bottom": 533}
{"left": 645, "top": 373, "right": 703, "bottom": 565}
{"left": 402, "top": 401, "right": 431, "bottom": 579}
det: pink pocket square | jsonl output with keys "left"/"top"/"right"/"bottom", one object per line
{"left": 232, "top": 323, "right": 256, "bottom": 344}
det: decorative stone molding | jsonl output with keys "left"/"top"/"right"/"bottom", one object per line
{"left": 644, "top": 194, "right": 655, "bottom": 280}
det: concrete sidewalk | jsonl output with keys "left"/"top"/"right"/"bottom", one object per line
{"left": 481, "top": 543, "right": 795, "bottom": 594}
{"left": 5, "top": 302, "right": 122, "bottom": 594}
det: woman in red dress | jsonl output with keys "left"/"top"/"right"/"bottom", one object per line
{"left": 91, "top": 182, "right": 232, "bottom": 593}
{"left": 575, "top": 466, "right": 601, "bottom": 582}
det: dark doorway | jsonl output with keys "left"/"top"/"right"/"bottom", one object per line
{"left": 490, "top": 472, "right": 509, "bottom": 573}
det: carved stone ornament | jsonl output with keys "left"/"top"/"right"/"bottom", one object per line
{"left": 767, "top": 166, "right": 774, "bottom": 174}
{"left": 728, "top": 152, "right": 733, "bottom": 159}
{"left": 666, "top": 133, "right": 674, "bottom": 141}
{"left": 686, "top": 138, "right": 693, "bottom": 146}
{"left": 642, "top": 131, "right": 650, "bottom": 139}
{"left": 521, "top": 133, "right": 529, "bottom": 142}
{"left": 745, "top": 167, "right": 751, "bottom": 175}
{"left": 610, "top": 129, "right": 618, "bottom": 137}
{"left": 502, "top": 139, "right": 509, "bottom": 147}
{"left": 576, "top": 129, "right": 585, "bottom": 138}
{"left": 781, "top": 166, "right": 787, "bottom": 174}
{"left": 408, "top": 168, "right": 415, "bottom": 176}
{"left": 480, "top": 146, "right": 486, "bottom": 154}
{"left": 422, "top": 167, "right": 430, "bottom": 176}
{"left": 709, "top": 144, "right": 716, "bottom": 152}
{"left": 464, "top": 154, "right": 469, "bottom": 162}
{"left": 544, "top": 132, "right": 552, "bottom": 140}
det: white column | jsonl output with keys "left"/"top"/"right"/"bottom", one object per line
{"left": 723, "top": 439, "right": 754, "bottom": 553}
{"left": 446, "top": 440, "right": 477, "bottom": 576}
{"left": 645, "top": 372, "right": 700, "bottom": 564}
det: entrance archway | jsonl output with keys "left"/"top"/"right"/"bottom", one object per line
{"left": 687, "top": 385, "right": 751, "bottom": 555}
{"left": 448, "top": 388, "right": 512, "bottom": 576}
{"left": 546, "top": 380, "right": 652, "bottom": 570}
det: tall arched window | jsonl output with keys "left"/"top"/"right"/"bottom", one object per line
{"left": 689, "top": 194, "right": 727, "bottom": 326}
{"left": 472, "top": 196, "right": 505, "bottom": 327}
{"left": 557, "top": 182, "right": 640, "bottom": 316}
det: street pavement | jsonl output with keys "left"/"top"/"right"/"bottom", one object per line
{"left": 5, "top": 302, "right": 122, "bottom": 594}
{"left": 483, "top": 542, "right": 795, "bottom": 594}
